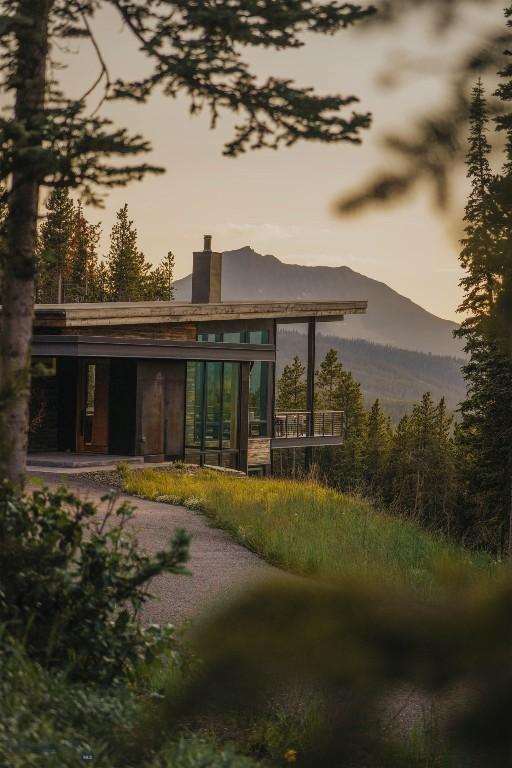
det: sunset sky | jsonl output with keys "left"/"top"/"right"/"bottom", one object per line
{"left": 58, "top": 2, "right": 503, "bottom": 322}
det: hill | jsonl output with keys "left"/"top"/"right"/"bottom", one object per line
{"left": 277, "top": 329, "right": 465, "bottom": 422}
{"left": 174, "top": 246, "right": 463, "bottom": 357}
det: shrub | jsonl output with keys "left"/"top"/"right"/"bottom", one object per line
{"left": 0, "top": 485, "right": 190, "bottom": 682}
{"left": 0, "top": 636, "right": 261, "bottom": 768}
{"left": 0, "top": 634, "right": 136, "bottom": 768}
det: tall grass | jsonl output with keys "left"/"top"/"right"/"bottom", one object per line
{"left": 124, "top": 470, "right": 495, "bottom": 594}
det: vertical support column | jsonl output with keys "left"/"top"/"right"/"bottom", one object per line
{"left": 305, "top": 317, "right": 316, "bottom": 473}
{"left": 239, "top": 361, "right": 250, "bottom": 473}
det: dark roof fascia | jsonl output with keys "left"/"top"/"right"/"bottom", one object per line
{"left": 32, "top": 334, "right": 276, "bottom": 363}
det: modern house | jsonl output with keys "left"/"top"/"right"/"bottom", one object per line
{"left": 29, "top": 236, "right": 367, "bottom": 475}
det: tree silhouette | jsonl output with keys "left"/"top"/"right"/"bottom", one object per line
{"left": 0, "top": 0, "right": 375, "bottom": 483}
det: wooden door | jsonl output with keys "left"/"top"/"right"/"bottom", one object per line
{"left": 77, "top": 360, "right": 110, "bottom": 453}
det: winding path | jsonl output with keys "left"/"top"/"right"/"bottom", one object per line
{"left": 28, "top": 473, "right": 275, "bottom": 625}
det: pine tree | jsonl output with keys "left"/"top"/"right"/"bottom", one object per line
{"left": 146, "top": 250, "right": 175, "bottom": 301}
{"left": 492, "top": 4, "right": 512, "bottom": 355}
{"left": 316, "top": 348, "right": 343, "bottom": 409}
{"left": 456, "top": 76, "right": 512, "bottom": 551}
{"left": 105, "top": 204, "right": 152, "bottom": 302}
{"left": 388, "top": 394, "right": 455, "bottom": 529}
{"left": 36, "top": 188, "right": 74, "bottom": 303}
{"left": 317, "top": 359, "right": 367, "bottom": 491}
{"left": 457, "top": 79, "right": 497, "bottom": 332}
{"left": 67, "top": 202, "right": 102, "bottom": 303}
{"left": 362, "top": 399, "right": 392, "bottom": 498}
{"left": 276, "top": 356, "right": 307, "bottom": 411}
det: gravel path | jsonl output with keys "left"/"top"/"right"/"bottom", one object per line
{"left": 28, "top": 472, "right": 276, "bottom": 625}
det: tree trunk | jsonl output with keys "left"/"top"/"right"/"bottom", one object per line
{"left": 0, "top": 0, "right": 52, "bottom": 486}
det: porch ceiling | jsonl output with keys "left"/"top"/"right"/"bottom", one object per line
{"left": 32, "top": 299, "right": 367, "bottom": 328}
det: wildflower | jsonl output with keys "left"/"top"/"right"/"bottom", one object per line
{"left": 284, "top": 749, "right": 298, "bottom": 763}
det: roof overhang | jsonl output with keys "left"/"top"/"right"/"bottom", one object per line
{"left": 32, "top": 300, "right": 367, "bottom": 328}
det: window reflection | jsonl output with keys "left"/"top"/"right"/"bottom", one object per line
{"left": 197, "top": 330, "right": 270, "bottom": 344}
{"left": 185, "top": 361, "right": 241, "bottom": 467}
{"left": 249, "top": 361, "right": 269, "bottom": 437}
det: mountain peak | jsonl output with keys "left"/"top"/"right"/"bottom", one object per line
{"left": 173, "top": 246, "right": 462, "bottom": 357}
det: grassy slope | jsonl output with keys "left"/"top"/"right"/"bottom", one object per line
{"left": 124, "top": 469, "right": 494, "bottom": 595}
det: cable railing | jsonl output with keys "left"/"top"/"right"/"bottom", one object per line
{"left": 273, "top": 411, "right": 344, "bottom": 439}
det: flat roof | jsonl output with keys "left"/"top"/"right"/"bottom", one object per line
{"left": 33, "top": 300, "right": 367, "bottom": 327}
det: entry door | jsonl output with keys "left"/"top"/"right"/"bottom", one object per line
{"left": 77, "top": 360, "right": 110, "bottom": 453}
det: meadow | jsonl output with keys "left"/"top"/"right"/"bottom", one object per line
{"left": 123, "top": 467, "right": 495, "bottom": 594}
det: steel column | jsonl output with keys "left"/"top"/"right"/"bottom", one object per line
{"left": 305, "top": 317, "right": 316, "bottom": 473}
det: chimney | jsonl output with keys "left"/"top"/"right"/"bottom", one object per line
{"left": 191, "top": 234, "right": 222, "bottom": 303}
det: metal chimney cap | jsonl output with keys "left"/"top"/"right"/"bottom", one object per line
{"left": 203, "top": 234, "right": 212, "bottom": 251}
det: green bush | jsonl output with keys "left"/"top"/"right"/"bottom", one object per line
{"left": 0, "top": 485, "right": 190, "bottom": 682}
{"left": 0, "top": 636, "right": 261, "bottom": 768}
{"left": 0, "top": 635, "right": 135, "bottom": 767}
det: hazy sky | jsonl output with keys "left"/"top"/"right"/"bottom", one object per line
{"left": 56, "top": 3, "right": 504, "bottom": 322}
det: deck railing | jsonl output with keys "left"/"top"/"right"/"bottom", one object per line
{"left": 273, "top": 411, "right": 344, "bottom": 439}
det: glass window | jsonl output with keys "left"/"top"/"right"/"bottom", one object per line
{"left": 222, "top": 362, "right": 239, "bottom": 449}
{"left": 197, "top": 330, "right": 270, "bottom": 344}
{"left": 185, "top": 361, "right": 241, "bottom": 467}
{"left": 205, "top": 362, "right": 222, "bottom": 448}
{"left": 185, "top": 362, "right": 203, "bottom": 448}
{"left": 222, "top": 332, "right": 245, "bottom": 344}
{"left": 249, "top": 361, "right": 269, "bottom": 437}
{"left": 248, "top": 330, "right": 270, "bottom": 344}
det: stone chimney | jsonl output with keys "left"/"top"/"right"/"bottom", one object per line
{"left": 191, "top": 235, "right": 222, "bottom": 303}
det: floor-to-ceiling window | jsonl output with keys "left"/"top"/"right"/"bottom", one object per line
{"left": 185, "top": 361, "right": 241, "bottom": 468}
{"left": 249, "top": 361, "right": 269, "bottom": 437}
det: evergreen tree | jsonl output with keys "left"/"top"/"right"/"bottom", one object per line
{"left": 105, "top": 204, "right": 152, "bottom": 302}
{"left": 492, "top": 4, "right": 512, "bottom": 355}
{"left": 147, "top": 251, "right": 175, "bottom": 301}
{"left": 389, "top": 394, "right": 455, "bottom": 530}
{"left": 362, "top": 399, "right": 392, "bottom": 498}
{"left": 316, "top": 356, "right": 367, "bottom": 491}
{"left": 67, "top": 202, "right": 102, "bottom": 303}
{"left": 316, "top": 348, "right": 343, "bottom": 409}
{"left": 276, "top": 356, "right": 307, "bottom": 411}
{"left": 36, "top": 188, "right": 74, "bottom": 303}
{"left": 457, "top": 79, "right": 497, "bottom": 332}
{"left": 455, "top": 76, "right": 512, "bottom": 551}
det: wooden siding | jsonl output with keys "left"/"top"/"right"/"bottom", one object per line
{"left": 248, "top": 438, "right": 271, "bottom": 466}
{"left": 50, "top": 323, "right": 197, "bottom": 341}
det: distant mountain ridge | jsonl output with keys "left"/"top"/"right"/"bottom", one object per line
{"left": 277, "top": 330, "right": 465, "bottom": 422}
{"left": 174, "top": 246, "right": 462, "bottom": 358}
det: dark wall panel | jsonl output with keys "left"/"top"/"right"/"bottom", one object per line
{"left": 164, "top": 361, "right": 186, "bottom": 459}
{"left": 109, "top": 359, "right": 137, "bottom": 455}
{"left": 136, "top": 361, "right": 165, "bottom": 457}
{"left": 29, "top": 369, "right": 59, "bottom": 452}
{"left": 57, "top": 358, "right": 78, "bottom": 451}
{"left": 135, "top": 360, "right": 186, "bottom": 459}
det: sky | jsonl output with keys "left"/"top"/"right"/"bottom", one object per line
{"left": 56, "top": 2, "right": 504, "bottom": 322}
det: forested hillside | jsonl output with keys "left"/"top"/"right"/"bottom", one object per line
{"left": 277, "top": 329, "right": 465, "bottom": 421}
